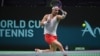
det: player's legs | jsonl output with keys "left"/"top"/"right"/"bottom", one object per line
{"left": 35, "top": 43, "right": 57, "bottom": 52}
{"left": 35, "top": 48, "right": 50, "bottom": 52}
{"left": 52, "top": 40, "right": 64, "bottom": 51}
{"left": 50, "top": 42, "right": 57, "bottom": 51}
{"left": 35, "top": 39, "right": 65, "bottom": 52}
{"left": 51, "top": 40, "right": 67, "bottom": 56}
{"left": 35, "top": 34, "right": 58, "bottom": 52}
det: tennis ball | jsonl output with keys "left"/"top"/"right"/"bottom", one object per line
{"left": 82, "top": 23, "right": 86, "bottom": 27}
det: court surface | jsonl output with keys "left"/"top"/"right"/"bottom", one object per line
{"left": 0, "top": 50, "right": 100, "bottom": 56}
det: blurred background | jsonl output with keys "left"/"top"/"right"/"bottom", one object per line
{"left": 0, "top": 0, "right": 100, "bottom": 51}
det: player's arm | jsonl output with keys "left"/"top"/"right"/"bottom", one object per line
{"left": 40, "top": 14, "right": 48, "bottom": 26}
{"left": 57, "top": 9, "right": 67, "bottom": 20}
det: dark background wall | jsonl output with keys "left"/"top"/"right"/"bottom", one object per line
{"left": 1, "top": 0, "right": 100, "bottom": 7}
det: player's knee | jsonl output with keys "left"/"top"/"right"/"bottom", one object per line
{"left": 54, "top": 41, "right": 62, "bottom": 47}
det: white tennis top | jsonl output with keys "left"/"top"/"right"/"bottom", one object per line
{"left": 44, "top": 14, "right": 59, "bottom": 36}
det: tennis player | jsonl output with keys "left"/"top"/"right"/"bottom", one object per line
{"left": 35, "top": 6, "right": 67, "bottom": 56}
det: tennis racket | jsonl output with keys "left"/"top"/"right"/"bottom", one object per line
{"left": 50, "top": 0, "right": 62, "bottom": 9}
{"left": 50, "top": 0, "right": 66, "bottom": 14}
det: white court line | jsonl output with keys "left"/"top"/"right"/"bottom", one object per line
{"left": 0, "top": 50, "right": 100, "bottom": 55}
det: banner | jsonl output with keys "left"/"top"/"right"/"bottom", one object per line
{"left": 0, "top": 7, "right": 100, "bottom": 50}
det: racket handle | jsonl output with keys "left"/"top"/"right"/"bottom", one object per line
{"left": 60, "top": 9, "right": 67, "bottom": 14}
{"left": 60, "top": 9, "right": 65, "bottom": 13}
